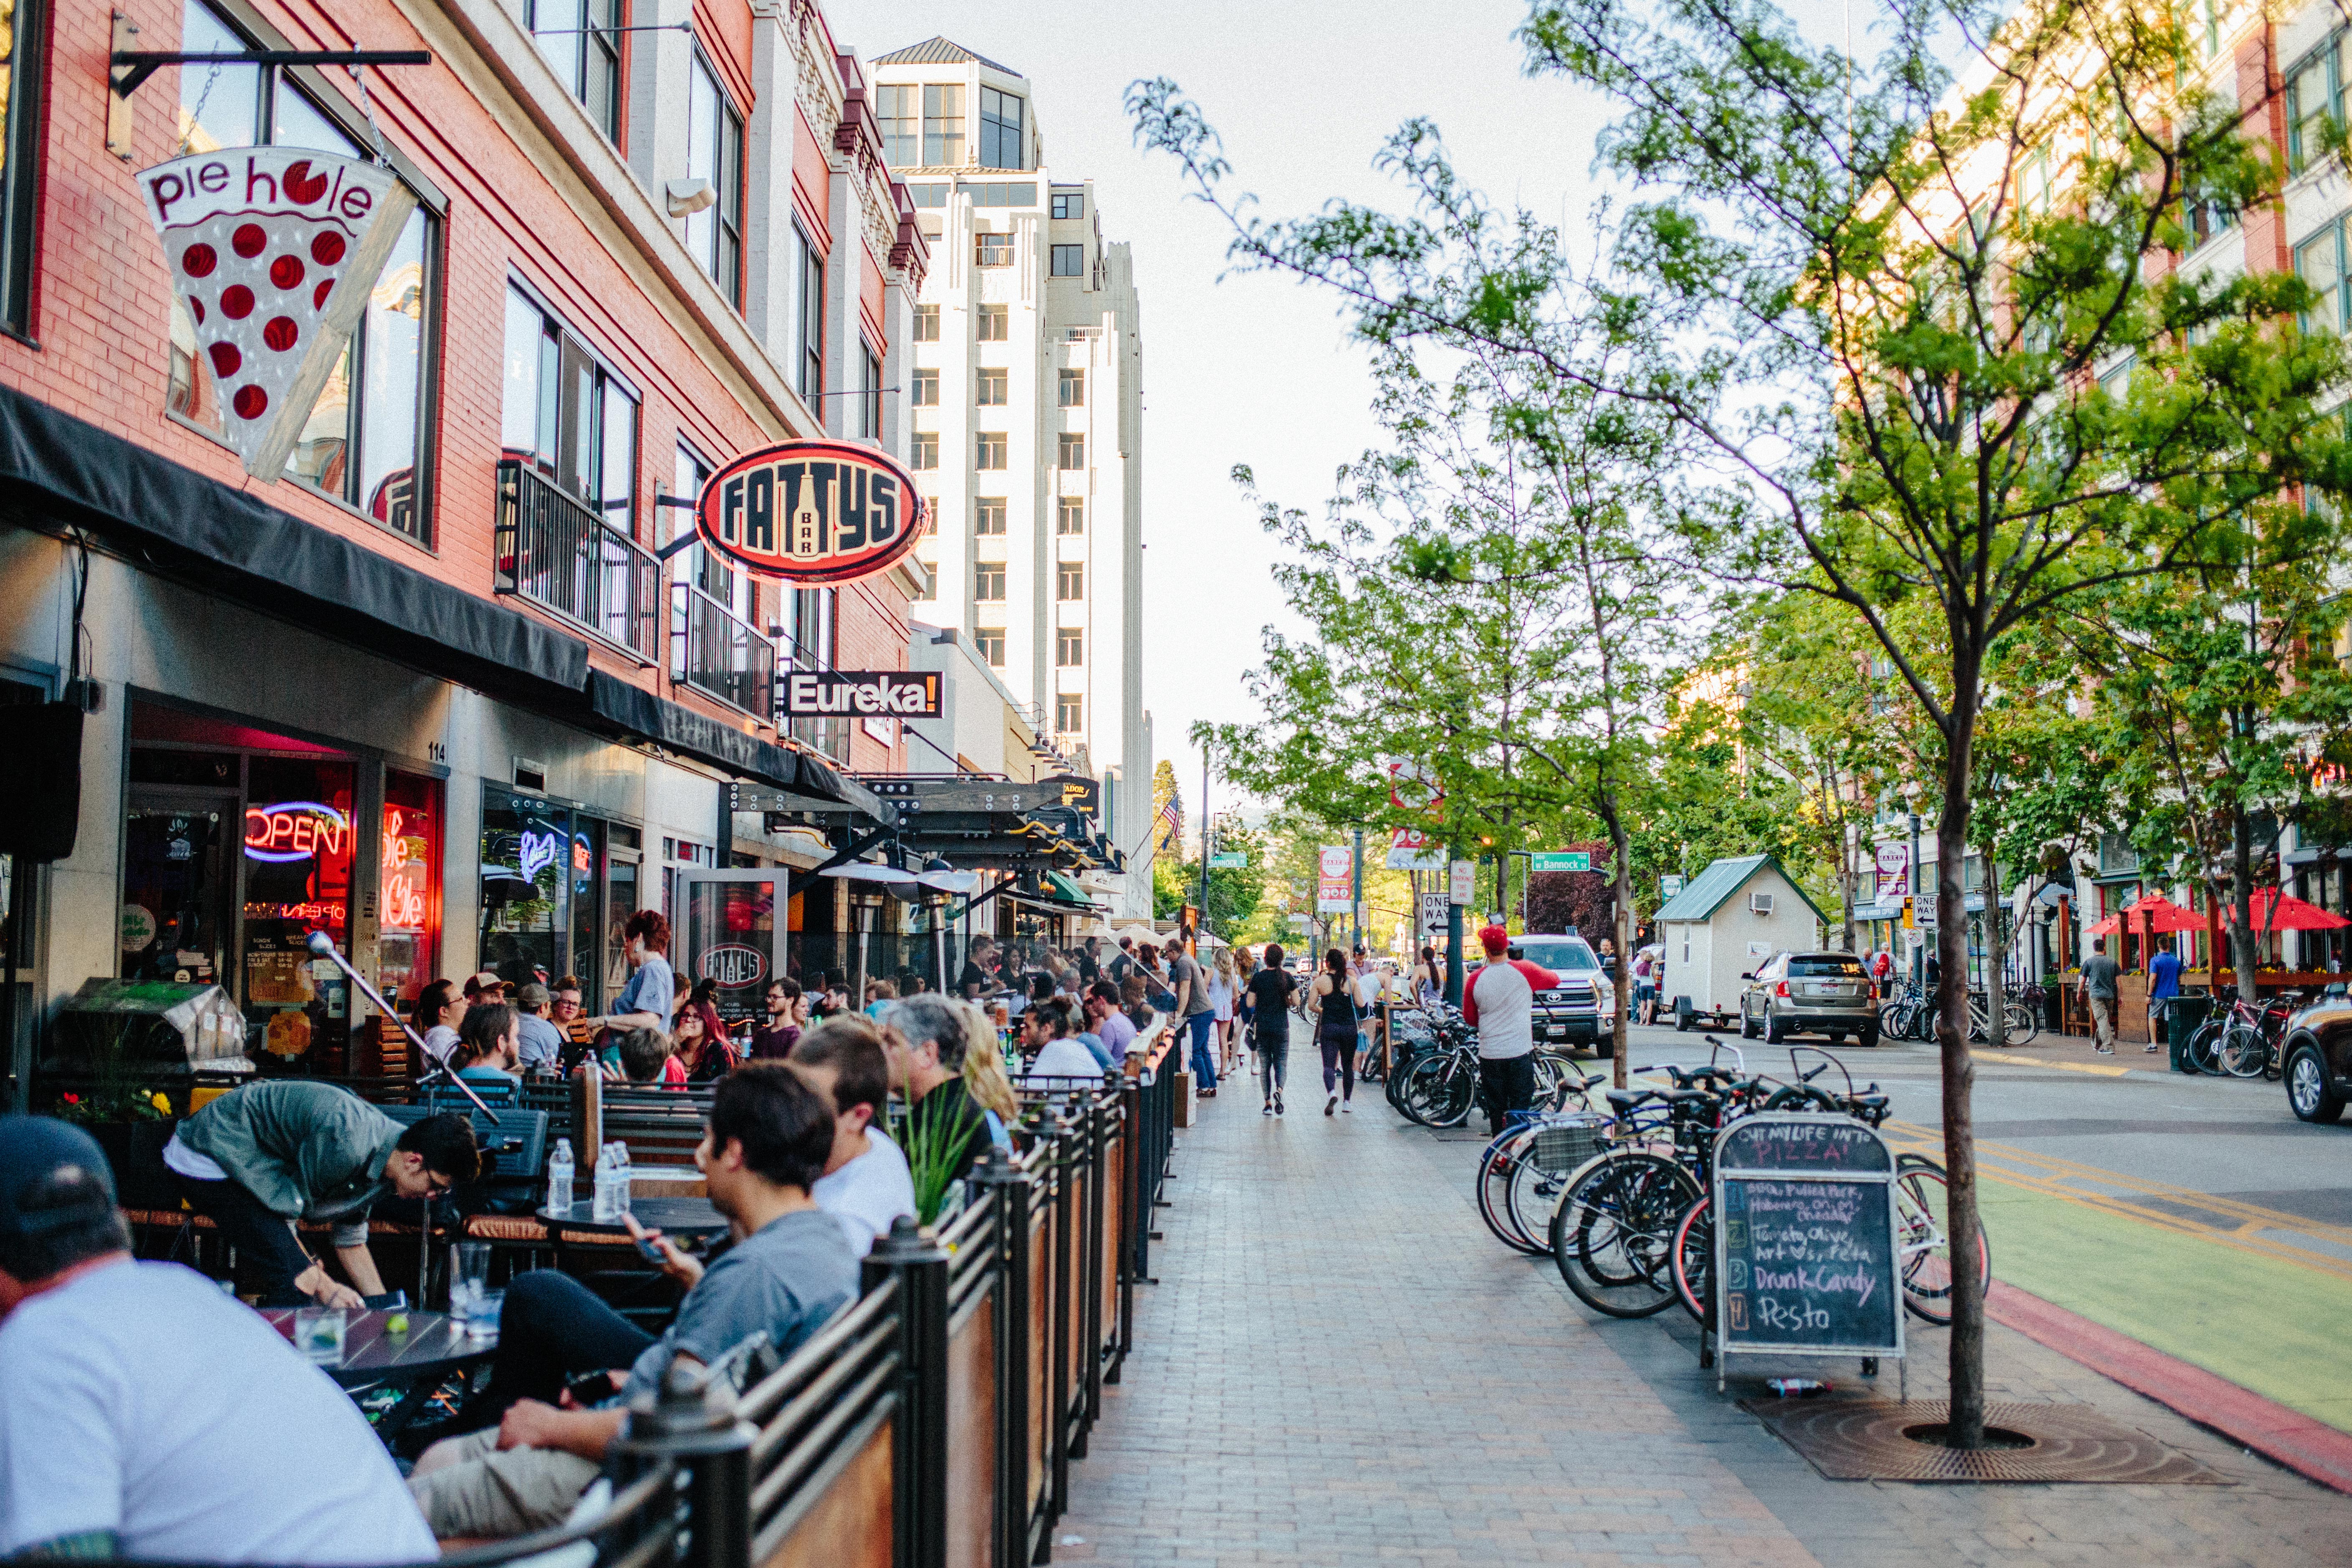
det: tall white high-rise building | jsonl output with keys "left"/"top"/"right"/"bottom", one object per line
{"left": 869, "top": 38, "right": 1151, "bottom": 916}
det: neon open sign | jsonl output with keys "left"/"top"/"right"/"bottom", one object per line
{"left": 245, "top": 801, "right": 348, "bottom": 862}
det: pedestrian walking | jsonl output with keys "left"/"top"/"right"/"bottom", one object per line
{"left": 2080, "top": 935, "right": 2122, "bottom": 1054}
{"left": 1630, "top": 946, "right": 1657, "bottom": 1026}
{"left": 1167, "top": 942, "right": 1218, "bottom": 1098}
{"left": 1247, "top": 944, "right": 1297, "bottom": 1116}
{"left": 2147, "top": 935, "right": 2183, "bottom": 1056}
{"left": 1308, "top": 949, "right": 1361, "bottom": 1116}
{"left": 1462, "top": 924, "right": 1558, "bottom": 1137}
{"left": 1210, "top": 947, "right": 1239, "bottom": 1078}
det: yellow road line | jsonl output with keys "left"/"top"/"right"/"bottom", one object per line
{"left": 1882, "top": 1118, "right": 2352, "bottom": 1283}
{"left": 1971, "top": 1048, "right": 2132, "bottom": 1078}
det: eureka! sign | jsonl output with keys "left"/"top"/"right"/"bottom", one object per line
{"left": 782, "top": 670, "right": 942, "bottom": 719}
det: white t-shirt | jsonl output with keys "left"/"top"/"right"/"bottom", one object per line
{"left": 1465, "top": 959, "right": 1540, "bottom": 1060}
{"left": 811, "top": 1127, "right": 915, "bottom": 1258}
{"left": 1024, "top": 1036, "right": 1106, "bottom": 1082}
{"left": 420, "top": 1024, "right": 459, "bottom": 1067}
{"left": 0, "top": 1259, "right": 435, "bottom": 1563}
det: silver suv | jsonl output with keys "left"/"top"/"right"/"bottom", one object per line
{"left": 1739, "top": 951, "right": 1879, "bottom": 1046}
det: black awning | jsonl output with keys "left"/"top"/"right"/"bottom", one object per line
{"left": 0, "top": 382, "right": 591, "bottom": 705}
{"left": 585, "top": 672, "right": 802, "bottom": 792}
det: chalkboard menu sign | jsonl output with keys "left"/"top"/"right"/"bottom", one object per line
{"left": 1713, "top": 1115, "right": 1902, "bottom": 1361}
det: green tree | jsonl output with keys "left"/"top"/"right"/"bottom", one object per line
{"left": 1132, "top": 0, "right": 2352, "bottom": 1444}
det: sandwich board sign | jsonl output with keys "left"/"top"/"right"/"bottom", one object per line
{"left": 1708, "top": 1114, "right": 1903, "bottom": 1392}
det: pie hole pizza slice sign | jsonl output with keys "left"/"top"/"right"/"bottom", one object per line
{"left": 141, "top": 148, "right": 419, "bottom": 479}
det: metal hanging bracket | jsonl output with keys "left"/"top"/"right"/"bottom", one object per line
{"left": 111, "top": 48, "right": 432, "bottom": 98}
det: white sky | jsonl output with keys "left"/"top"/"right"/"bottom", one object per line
{"left": 824, "top": 0, "right": 1848, "bottom": 817}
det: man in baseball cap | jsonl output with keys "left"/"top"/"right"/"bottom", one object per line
{"left": 1460, "top": 925, "right": 1559, "bottom": 1136}
{"left": 0, "top": 1115, "right": 435, "bottom": 1562}
{"left": 513, "top": 982, "right": 567, "bottom": 1075}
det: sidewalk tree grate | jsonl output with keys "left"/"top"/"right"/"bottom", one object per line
{"left": 1742, "top": 1398, "right": 2231, "bottom": 1484}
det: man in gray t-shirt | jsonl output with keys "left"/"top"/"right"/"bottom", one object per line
{"left": 2079, "top": 937, "right": 2123, "bottom": 1054}
{"left": 1168, "top": 949, "right": 1220, "bottom": 1096}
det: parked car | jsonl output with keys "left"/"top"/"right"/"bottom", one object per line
{"left": 1738, "top": 951, "right": 1880, "bottom": 1047}
{"left": 1512, "top": 934, "right": 1617, "bottom": 1059}
{"left": 2282, "top": 996, "right": 2352, "bottom": 1124}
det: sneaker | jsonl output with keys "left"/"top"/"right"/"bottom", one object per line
{"left": 1262, "top": 1102, "right": 1274, "bottom": 1116}
{"left": 1325, "top": 1093, "right": 1337, "bottom": 1116}
{"left": 2094, "top": 1045, "right": 2114, "bottom": 1054}
{"left": 1341, "top": 1100, "right": 1352, "bottom": 1114}
{"left": 2144, "top": 1043, "right": 2160, "bottom": 1053}
{"left": 1275, "top": 1092, "right": 1285, "bottom": 1117}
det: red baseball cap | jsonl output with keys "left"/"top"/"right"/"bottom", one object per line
{"left": 1478, "top": 924, "right": 1510, "bottom": 955}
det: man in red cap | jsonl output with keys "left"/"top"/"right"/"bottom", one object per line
{"left": 1460, "top": 924, "right": 1559, "bottom": 1136}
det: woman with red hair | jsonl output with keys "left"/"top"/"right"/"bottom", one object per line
{"left": 585, "top": 909, "right": 674, "bottom": 1036}
{"left": 670, "top": 997, "right": 739, "bottom": 1082}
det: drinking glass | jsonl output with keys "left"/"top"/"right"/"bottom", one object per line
{"left": 465, "top": 1289, "right": 504, "bottom": 1337}
{"left": 451, "top": 1242, "right": 492, "bottom": 1320}
{"left": 293, "top": 1305, "right": 347, "bottom": 1363}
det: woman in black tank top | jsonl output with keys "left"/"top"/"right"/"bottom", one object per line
{"left": 1313, "top": 948, "right": 1359, "bottom": 1116}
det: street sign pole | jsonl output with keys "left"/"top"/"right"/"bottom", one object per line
{"left": 1445, "top": 854, "right": 1469, "bottom": 1006}
{"left": 1352, "top": 828, "right": 1364, "bottom": 952}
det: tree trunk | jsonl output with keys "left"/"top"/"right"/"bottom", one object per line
{"left": 2233, "top": 806, "right": 2256, "bottom": 1003}
{"left": 1604, "top": 804, "right": 1634, "bottom": 1091}
{"left": 1936, "top": 664, "right": 1990, "bottom": 1451}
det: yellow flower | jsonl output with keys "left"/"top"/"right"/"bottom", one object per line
{"left": 150, "top": 1092, "right": 172, "bottom": 1112}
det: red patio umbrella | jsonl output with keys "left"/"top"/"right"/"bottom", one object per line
{"left": 2245, "top": 888, "right": 2352, "bottom": 932}
{"left": 2089, "top": 894, "right": 2203, "bottom": 937}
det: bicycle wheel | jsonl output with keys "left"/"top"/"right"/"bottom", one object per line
{"left": 2003, "top": 1001, "right": 2039, "bottom": 1044}
{"left": 1892, "top": 1155, "right": 1990, "bottom": 1324}
{"left": 2220, "top": 1023, "right": 2271, "bottom": 1079}
{"left": 1505, "top": 1118, "right": 1607, "bottom": 1253}
{"left": 1549, "top": 1151, "right": 1700, "bottom": 1318}
{"left": 1477, "top": 1129, "right": 1548, "bottom": 1255}
{"left": 1430, "top": 1055, "right": 1479, "bottom": 1126}
{"left": 1671, "top": 1193, "right": 1712, "bottom": 1321}
{"left": 1396, "top": 1055, "right": 1455, "bottom": 1126}
{"left": 2183, "top": 1020, "right": 2224, "bottom": 1075}
{"left": 1529, "top": 1052, "right": 1567, "bottom": 1112}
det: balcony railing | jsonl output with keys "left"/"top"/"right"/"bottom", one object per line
{"left": 671, "top": 581, "right": 777, "bottom": 717}
{"left": 494, "top": 457, "right": 660, "bottom": 659}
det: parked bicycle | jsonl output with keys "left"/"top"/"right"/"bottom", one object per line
{"left": 1548, "top": 1041, "right": 1986, "bottom": 1326}
{"left": 2179, "top": 991, "right": 2301, "bottom": 1079}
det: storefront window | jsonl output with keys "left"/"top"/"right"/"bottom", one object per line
{"left": 241, "top": 757, "right": 356, "bottom": 1066}
{"left": 480, "top": 786, "right": 568, "bottom": 988}
{"left": 379, "top": 771, "right": 443, "bottom": 1005}
{"left": 120, "top": 803, "right": 230, "bottom": 989}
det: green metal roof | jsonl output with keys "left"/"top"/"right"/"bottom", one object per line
{"left": 1654, "top": 854, "right": 1829, "bottom": 927}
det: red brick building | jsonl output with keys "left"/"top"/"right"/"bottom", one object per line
{"left": 0, "top": 0, "right": 935, "bottom": 1068}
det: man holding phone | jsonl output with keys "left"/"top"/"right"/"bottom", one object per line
{"left": 408, "top": 1067, "right": 856, "bottom": 1540}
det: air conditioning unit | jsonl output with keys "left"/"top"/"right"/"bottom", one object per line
{"left": 1749, "top": 891, "right": 1775, "bottom": 915}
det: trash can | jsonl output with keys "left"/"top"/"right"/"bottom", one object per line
{"left": 2163, "top": 993, "right": 2212, "bottom": 1075}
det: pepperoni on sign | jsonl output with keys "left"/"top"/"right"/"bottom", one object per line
{"left": 139, "top": 147, "right": 414, "bottom": 470}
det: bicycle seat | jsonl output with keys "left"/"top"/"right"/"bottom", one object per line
{"left": 1852, "top": 1093, "right": 1890, "bottom": 1112}
{"left": 1576, "top": 1073, "right": 1607, "bottom": 1092}
{"left": 1605, "top": 1088, "right": 1663, "bottom": 1113}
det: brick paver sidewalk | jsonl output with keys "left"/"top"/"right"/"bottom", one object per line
{"left": 1052, "top": 1076, "right": 2352, "bottom": 1565}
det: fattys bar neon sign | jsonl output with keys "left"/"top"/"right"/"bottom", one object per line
{"left": 245, "top": 801, "right": 348, "bottom": 862}
{"left": 697, "top": 440, "right": 927, "bottom": 585}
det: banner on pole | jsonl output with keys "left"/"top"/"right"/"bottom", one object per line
{"left": 1387, "top": 826, "right": 1443, "bottom": 870}
{"left": 1317, "top": 845, "right": 1354, "bottom": 912}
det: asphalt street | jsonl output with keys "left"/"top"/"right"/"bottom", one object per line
{"left": 1578, "top": 1019, "right": 2352, "bottom": 1433}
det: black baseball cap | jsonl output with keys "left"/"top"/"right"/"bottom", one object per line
{"left": 0, "top": 1115, "right": 118, "bottom": 1249}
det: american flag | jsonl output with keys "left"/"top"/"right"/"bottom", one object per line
{"left": 1154, "top": 797, "right": 1180, "bottom": 852}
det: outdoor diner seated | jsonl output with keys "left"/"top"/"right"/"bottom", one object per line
{"left": 408, "top": 1065, "right": 856, "bottom": 1540}
{"left": 1023, "top": 998, "right": 1106, "bottom": 1082}
{"left": 789, "top": 1018, "right": 917, "bottom": 1257}
{"left": 587, "top": 1024, "right": 687, "bottom": 1086}
{"left": 0, "top": 1115, "right": 437, "bottom": 1563}
{"left": 164, "top": 1080, "right": 481, "bottom": 1307}
{"left": 452, "top": 1001, "right": 522, "bottom": 1093}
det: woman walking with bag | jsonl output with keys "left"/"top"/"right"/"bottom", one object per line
{"left": 1309, "top": 947, "right": 1361, "bottom": 1116}
{"left": 1210, "top": 947, "right": 1240, "bottom": 1078}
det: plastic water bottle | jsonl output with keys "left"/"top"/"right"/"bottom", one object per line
{"left": 591, "top": 1145, "right": 616, "bottom": 1222}
{"left": 613, "top": 1143, "right": 632, "bottom": 1217}
{"left": 546, "top": 1139, "right": 573, "bottom": 1215}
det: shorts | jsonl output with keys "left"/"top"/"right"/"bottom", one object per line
{"left": 1635, "top": 983, "right": 1657, "bottom": 1002}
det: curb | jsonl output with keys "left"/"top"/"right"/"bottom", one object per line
{"left": 1985, "top": 1280, "right": 2352, "bottom": 1494}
